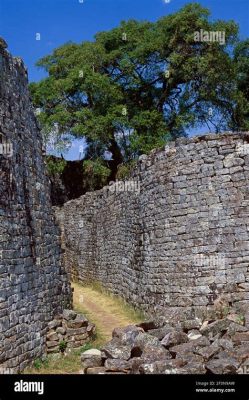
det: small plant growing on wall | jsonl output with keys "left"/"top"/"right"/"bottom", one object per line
{"left": 59, "top": 340, "right": 67, "bottom": 354}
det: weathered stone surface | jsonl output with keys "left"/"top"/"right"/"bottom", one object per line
{"left": 0, "top": 41, "right": 72, "bottom": 372}
{"left": 63, "top": 310, "right": 77, "bottom": 321}
{"left": 195, "top": 344, "right": 220, "bottom": 360}
{"left": 148, "top": 326, "right": 175, "bottom": 340}
{"left": 181, "top": 319, "right": 202, "bottom": 331}
{"left": 56, "top": 327, "right": 66, "bottom": 335}
{"left": 75, "top": 314, "right": 88, "bottom": 325}
{"left": 128, "top": 357, "right": 145, "bottom": 374}
{"left": 200, "top": 319, "right": 231, "bottom": 338}
{"left": 46, "top": 311, "right": 95, "bottom": 354}
{"left": 161, "top": 331, "right": 188, "bottom": 348}
{"left": 82, "top": 349, "right": 101, "bottom": 357}
{"left": 112, "top": 325, "right": 144, "bottom": 344}
{"left": 66, "top": 327, "right": 87, "bottom": 336}
{"left": 101, "top": 339, "right": 132, "bottom": 360}
{"left": 212, "top": 338, "right": 234, "bottom": 351}
{"left": 205, "top": 357, "right": 240, "bottom": 374}
{"left": 97, "top": 315, "right": 249, "bottom": 374}
{"left": 47, "top": 341, "right": 60, "bottom": 348}
{"left": 227, "top": 322, "right": 248, "bottom": 336}
{"left": 56, "top": 132, "right": 249, "bottom": 317}
{"left": 86, "top": 367, "right": 107, "bottom": 374}
{"left": 46, "top": 332, "right": 59, "bottom": 342}
{"left": 187, "top": 330, "right": 203, "bottom": 341}
{"left": 139, "top": 359, "right": 206, "bottom": 374}
{"left": 66, "top": 320, "right": 87, "bottom": 329}
{"left": 81, "top": 353, "right": 103, "bottom": 371}
{"left": 170, "top": 336, "right": 210, "bottom": 356}
{"left": 48, "top": 320, "right": 62, "bottom": 330}
{"left": 133, "top": 332, "right": 161, "bottom": 351}
{"left": 105, "top": 359, "right": 130, "bottom": 372}
{"left": 232, "top": 332, "right": 249, "bottom": 344}
{"left": 141, "top": 344, "right": 172, "bottom": 361}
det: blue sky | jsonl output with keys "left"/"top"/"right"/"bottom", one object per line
{"left": 1, "top": 0, "right": 249, "bottom": 159}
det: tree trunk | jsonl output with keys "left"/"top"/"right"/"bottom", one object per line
{"left": 108, "top": 137, "right": 123, "bottom": 181}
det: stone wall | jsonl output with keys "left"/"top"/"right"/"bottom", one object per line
{"left": 46, "top": 309, "right": 96, "bottom": 354}
{"left": 0, "top": 40, "right": 72, "bottom": 372}
{"left": 57, "top": 132, "right": 249, "bottom": 319}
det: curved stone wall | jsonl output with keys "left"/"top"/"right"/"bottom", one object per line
{"left": 58, "top": 132, "right": 249, "bottom": 319}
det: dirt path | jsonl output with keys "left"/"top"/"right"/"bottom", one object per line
{"left": 26, "top": 282, "right": 143, "bottom": 374}
{"left": 73, "top": 282, "right": 143, "bottom": 345}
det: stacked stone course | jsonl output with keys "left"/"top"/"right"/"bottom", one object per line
{"left": 56, "top": 132, "right": 249, "bottom": 318}
{"left": 46, "top": 310, "right": 95, "bottom": 353}
{"left": 0, "top": 40, "right": 72, "bottom": 372}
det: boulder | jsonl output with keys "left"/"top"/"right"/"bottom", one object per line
{"left": 231, "top": 332, "right": 249, "bottom": 345}
{"left": 66, "top": 320, "right": 87, "bottom": 329}
{"left": 170, "top": 336, "right": 210, "bottom": 357}
{"left": 87, "top": 323, "right": 96, "bottom": 335}
{"left": 128, "top": 357, "right": 144, "bottom": 374}
{"left": 200, "top": 319, "right": 231, "bottom": 338}
{"left": 181, "top": 319, "right": 202, "bottom": 331}
{"left": 101, "top": 339, "right": 132, "bottom": 360}
{"left": 187, "top": 330, "right": 203, "bottom": 341}
{"left": 139, "top": 359, "right": 205, "bottom": 374}
{"left": 46, "top": 332, "right": 59, "bottom": 342}
{"left": 56, "top": 327, "right": 66, "bottom": 335}
{"left": 82, "top": 349, "right": 101, "bottom": 356}
{"left": 62, "top": 310, "right": 77, "bottom": 321}
{"left": 66, "top": 327, "right": 87, "bottom": 336}
{"left": 147, "top": 326, "right": 175, "bottom": 340}
{"left": 161, "top": 331, "right": 188, "bottom": 348}
{"left": 86, "top": 367, "right": 107, "bottom": 374}
{"left": 230, "top": 344, "right": 249, "bottom": 363}
{"left": 141, "top": 344, "right": 172, "bottom": 361}
{"left": 138, "top": 359, "right": 185, "bottom": 374}
{"left": 47, "top": 346, "right": 59, "bottom": 354}
{"left": 112, "top": 325, "right": 144, "bottom": 345}
{"left": 46, "top": 340, "right": 59, "bottom": 348}
{"left": 133, "top": 332, "right": 161, "bottom": 351}
{"left": 227, "top": 322, "right": 248, "bottom": 336}
{"left": 194, "top": 343, "right": 220, "bottom": 360}
{"left": 212, "top": 338, "right": 234, "bottom": 351}
{"left": 48, "top": 319, "right": 62, "bottom": 330}
{"left": 81, "top": 349, "right": 103, "bottom": 370}
{"left": 105, "top": 359, "right": 130, "bottom": 372}
{"left": 75, "top": 314, "right": 88, "bottom": 326}
{"left": 177, "top": 353, "right": 204, "bottom": 364}
{"left": 205, "top": 357, "right": 240, "bottom": 374}
{"left": 136, "top": 321, "right": 157, "bottom": 331}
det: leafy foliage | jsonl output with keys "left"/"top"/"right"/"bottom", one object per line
{"left": 30, "top": 3, "right": 249, "bottom": 186}
{"left": 46, "top": 157, "right": 67, "bottom": 176}
{"left": 83, "top": 158, "right": 110, "bottom": 191}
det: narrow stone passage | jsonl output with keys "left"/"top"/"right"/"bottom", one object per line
{"left": 72, "top": 282, "right": 143, "bottom": 344}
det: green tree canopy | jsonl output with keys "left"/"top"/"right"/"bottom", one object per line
{"left": 30, "top": 2, "right": 248, "bottom": 183}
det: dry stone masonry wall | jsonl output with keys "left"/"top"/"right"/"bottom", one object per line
{"left": 57, "top": 132, "right": 249, "bottom": 319}
{"left": 46, "top": 309, "right": 96, "bottom": 354}
{"left": 0, "top": 41, "right": 72, "bottom": 372}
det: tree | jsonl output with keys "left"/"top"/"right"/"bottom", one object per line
{"left": 231, "top": 39, "right": 249, "bottom": 131}
{"left": 30, "top": 3, "right": 247, "bottom": 184}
